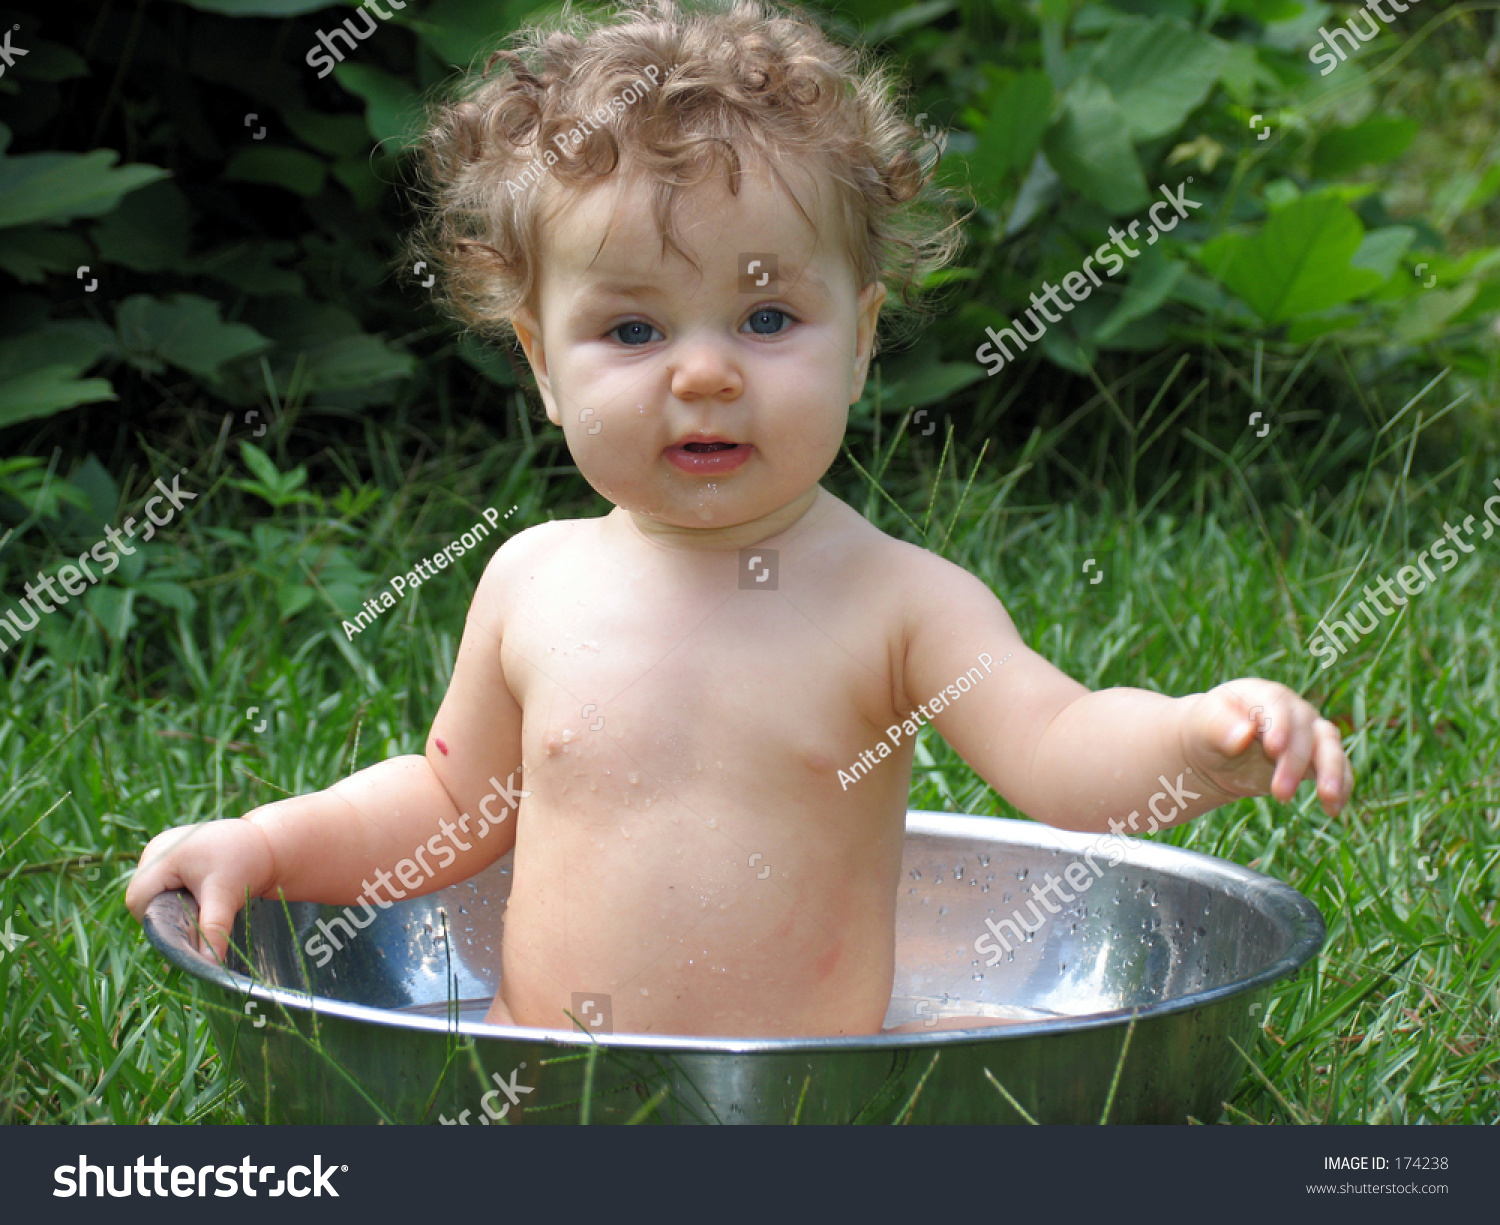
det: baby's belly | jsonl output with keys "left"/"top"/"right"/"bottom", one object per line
{"left": 497, "top": 792, "right": 904, "bottom": 1037}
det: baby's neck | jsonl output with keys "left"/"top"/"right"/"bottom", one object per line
{"left": 619, "top": 487, "right": 828, "bottom": 552}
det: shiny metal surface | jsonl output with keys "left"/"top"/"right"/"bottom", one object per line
{"left": 142, "top": 812, "right": 1324, "bottom": 1123}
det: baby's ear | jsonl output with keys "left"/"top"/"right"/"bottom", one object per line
{"left": 850, "top": 281, "right": 887, "bottom": 402}
{"left": 508, "top": 309, "right": 562, "bottom": 425}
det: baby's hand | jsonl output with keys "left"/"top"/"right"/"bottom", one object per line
{"left": 1178, "top": 679, "right": 1352, "bottom": 816}
{"left": 124, "top": 819, "right": 277, "bottom": 964}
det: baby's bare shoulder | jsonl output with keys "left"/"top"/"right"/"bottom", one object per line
{"left": 468, "top": 517, "right": 591, "bottom": 621}
{"left": 838, "top": 513, "right": 998, "bottom": 607}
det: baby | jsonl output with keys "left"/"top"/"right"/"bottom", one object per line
{"left": 127, "top": 0, "right": 1352, "bottom": 1037}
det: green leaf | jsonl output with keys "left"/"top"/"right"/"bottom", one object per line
{"left": 276, "top": 584, "right": 318, "bottom": 619}
{"left": 89, "top": 180, "right": 191, "bottom": 272}
{"left": 0, "top": 226, "right": 91, "bottom": 282}
{"left": 1312, "top": 115, "right": 1419, "bottom": 180}
{"left": 1042, "top": 78, "right": 1148, "bottom": 215}
{"left": 5, "top": 38, "right": 89, "bottom": 83}
{"left": 238, "top": 441, "right": 283, "bottom": 491}
{"left": 172, "top": 0, "right": 345, "bottom": 14}
{"left": 1198, "top": 193, "right": 1387, "bottom": 324}
{"left": 333, "top": 62, "right": 422, "bottom": 149}
{"left": 222, "top": 146, "right": 328, "bottom": 197}
{"left": 458, "top": 333, "right": 519, "bottom": 388}
{"left": 281, "top": 109, "right": 373, "bottom": 160}
{"left": 83, "top": 585, "right": 135, "bottom": 641}
{"left": 292, "top": 334, "right": 415, "bottom": 392}
{"left": 0, "top": 320, "right": 115, "bottom": 382}
{"left": 1224, "top": 0, "right": 1306, "bottom": 19}
{"left": 860, "top": 0, "right": 955, "bottom": 43}
{"left": 133, "top": 580, "right": 197, "bottom": 616}
{"left": 0, "top": 149, "right": 169, "bottom": 229}
{"left": 965, "top": 72, "right": 1053, "bottom": 204}
{"left": 0, "top": 368, "right": 116, "bottom": 427}
{"left": 1391, "top": 283, "right": 1480, "bottom": 345}
{"left": 1350, "top": 226, "right": 1416, "bottom": 281}
{"left": 65, "top": 455, "right": 122, "bottom": 528}
{"left": 1088, "top": 16, "right": 1230, "bottom": 141}
{"left": 409, "top": 0, "right": 552, "bottom": 66}
{"left": 198, "top": 241, "right": 304, "bottom": 295}
{"left": 1094, "top": 253, "right": 1187, "bottom": 343}
{"left": 0, "top": 316, "right": 117, "bottom": 427}
{"left": 115, "top": 294, "right": 273, "bottom": 380}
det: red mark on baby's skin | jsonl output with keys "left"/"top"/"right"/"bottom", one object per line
{"left": 434, "top": 738, "right": 449, "bottom": 756}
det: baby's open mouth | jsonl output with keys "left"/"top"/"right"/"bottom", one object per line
{"left": 665, "top": 439, "right": 754, "bottom": 473}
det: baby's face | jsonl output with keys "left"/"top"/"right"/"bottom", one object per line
{"left": 510, "top": 160, "right": 885, "bottom": 535}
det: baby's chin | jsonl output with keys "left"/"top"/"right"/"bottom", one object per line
{"left": 596, "top": 482, "right": 809, "bottom": 535}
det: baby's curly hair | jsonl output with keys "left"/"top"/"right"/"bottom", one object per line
{"left": 405, "top": 0, "right": 967, "bottom": 360}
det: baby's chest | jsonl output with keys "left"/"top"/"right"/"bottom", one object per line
{"left": 503, "top": 583, "right": 895, "bottom": 764}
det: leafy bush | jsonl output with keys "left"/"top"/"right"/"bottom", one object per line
{"left": 0, "top": 0, "right": 1494, "bottom": 529}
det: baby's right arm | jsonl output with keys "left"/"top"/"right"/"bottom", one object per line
{"left": 125, "top": 533, "right": 529, "bottom": 962}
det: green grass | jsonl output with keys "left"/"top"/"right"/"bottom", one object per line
{"left": 1, "top": 368, "right": 1496, "bottom": 1124}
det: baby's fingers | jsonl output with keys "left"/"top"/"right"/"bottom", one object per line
{"left": 1269, "top": 706, "right": 1317, "bottom": 802}
{"left": 124, "top": 835, "right": 186, "bottom": 923}
{"left": 1307, "top": 718, "right": 1352, "bottom": 815}
{"left": 193, "top": 880, "right": 245, "bottom": 964}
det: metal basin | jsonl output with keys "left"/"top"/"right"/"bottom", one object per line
{"left": 142, "top": 812, "right": 1323, "bottom": 1124}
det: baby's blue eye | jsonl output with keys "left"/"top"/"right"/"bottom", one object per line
{"left": 745, "top": 308, "right": 790, "bottom": 335}
{"left": 611, "top": 320, "right": 660, "bottom": 346}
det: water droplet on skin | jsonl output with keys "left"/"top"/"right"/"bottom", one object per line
{"left": 954, "top": 866, "right": 964, "bottom": 880}
{"left": 938, "top": 905, "right": 950, "bottom": 916}
{"left": 909, "top": 869, "right": 922, "bottom": 880}
{"left": 640, "top": 987, "right": 649, "bottom": 996}
{"left": 706, "top": 817, "right": 717, "bottom": 828}
{"left": 620, "top": 826, "right": 631, "bottom": 838}
{"left": 1017, "top": 868, "right": 1029, "bottom": 881}
{"left": 629, "top": 772, "right": 639, "bottom": 785}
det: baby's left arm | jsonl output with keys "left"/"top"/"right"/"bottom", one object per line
{"left": 898, "top": 552, "right": 1352, "bottom": 835}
